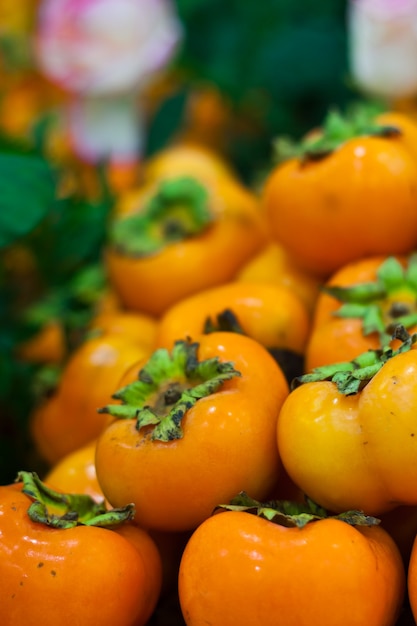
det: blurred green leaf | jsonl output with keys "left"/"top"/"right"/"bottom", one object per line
{"left": 145, "top": 87, "right": 189, "bottom": 156}
{"left": 0, "top": 154, "right": 56, "bottom": 249}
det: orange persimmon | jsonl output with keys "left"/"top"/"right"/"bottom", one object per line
{"left": 155, "top": 281, "right": 310, "bottom": 356}
{"left": 236, "top": 242, "right": 322, "bottom": 316}
{"left": 263, "top": 109, "right": 417, "bottom": 277}
{"left": 30, "top": 333, "right": 151, "bottom": 465}
{"left": 105, "top": 175, "right": 267, "bottom": 317}
{"left": 95, "top": 332, "right": 289, "bottom": 532}
{"left": 178, "top": 497, "right": 405, "bottom": 626}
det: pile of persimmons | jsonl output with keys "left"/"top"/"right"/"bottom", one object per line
{"left": 5, "top": 102, "right": 417, "bottom": 626}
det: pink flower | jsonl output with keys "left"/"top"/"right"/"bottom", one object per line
{"left": 34, "top": 0, "right": 183, "bottom": 95}
{"left": 349, "top": 0, "right": 417, "bottom": 99}
{"left": 351, "top": 0, "right": 417, "bottom": 18}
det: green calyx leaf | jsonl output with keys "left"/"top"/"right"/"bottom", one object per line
{"left": 16, "top": 471, "right": 135, "bottom": 529}
{"left": 325, "top": 255, "right": 417, "bottom": 345}
{"left": 109, "top": 176, "right": 213, "bottom": 257}
{"left": 99, "top": 339, "right": 241, "bottom": 441}
{"left": 273, "top": 100, "right": 394, "bottom": 164}
{"left": 214, "top": 491, "right": 380, "bottom": 529}
{"left": 293, "top": 324, "right": 417, "bottom": 395}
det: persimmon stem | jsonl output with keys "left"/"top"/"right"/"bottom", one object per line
{"left": 16, "top": 471, "right": 135, "bottom": 529}
{"left": 98, "top": 339, "right": 241, "bottom": 441}
{"left": 109, "top": 176, "right": 213, "bottom": 257}
{"left": 215, "top": 491, "right": 380, "bottom": 529}
{"left": 292, "top": 324, "right": 417, "bottom": 395}
{"left": 274, "top": 102, "right": 398, "bottom": 164}
{"left": 324, "top": 255, "right": 417, "bottom": 346}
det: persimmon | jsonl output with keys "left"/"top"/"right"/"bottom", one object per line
{"left": 30, "top": 333, "right": 151, "bottom": 465}
{"left": 155, "top": 280, "right": 310, "bottom": 356}
{"left": 178, "top": 494, "right": 405, "bottom": 626}
{"left": 95, "top": 332, "right": 289, "bottom": 532}
{"left": 263, "top": 109, "right": 417, "bottom": 277}
{"left": 278, "top": 328, "right": 417, "bottom": 516}
{"left": 105, "top": 175, "right": 267, "bottom": 316}
{"left": 0, "top": 472, "right": 162, "bottom": 626}
{"left": 44, "top": 441, "right": 105, "bottom": 504}
{"left": 236, "top": 241, "right": 322, "bottom": 316}
{"left": 88, "top": 310, "right": 158, "bottom": 351}
{"left": 141, "top": 142, "right": 236, "bottom": 188}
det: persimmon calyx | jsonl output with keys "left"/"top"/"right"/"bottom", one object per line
{"left": 273, "top": 103, "right": 398, "bottom": 164}
{"left": 214, "top": 491, "right": 380, "bottom": 529}
{"left": 109, "top": 176, "right": 213, "bottom": 257}
{"left": 293, "top": 324, "right": 417, "bottom": 395}
{"left": 203, "top": 308, "right": 245, "bottom": 335}
{"left": 324, "top": 255, "right": 417, "bottom": 345}
{"left": 16, "top": 471, "right": 135, "bottom": 529}
{"left": 98, "top": 339, "right": 241, "bottom": 441}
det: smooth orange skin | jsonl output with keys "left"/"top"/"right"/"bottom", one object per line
{"left": 115, "top": 523, "right": 163, "bottom": 624}
{"left": 357, "top": 350, "right": 417, "bottom": 503}
{"left": 44, "top": 441, "right": 105, "bottom": 504}
{"left": 43, "top": 441, "right": 183, "bottom": 598}
{"left": 0, "top": 483, "right": 162, "bottom": 626}
{"left": 30, "top": 334, "right": 151, "bottom": 465}
{"left": 277, "top": 382, "right": 387, "bottom": 515}
{"left": 89, "top": 310, "right": 158, "bottom": 350}
{"left": 263, "top": 135, "right": 417, "bottom": 278}
{"left": 105, "top": 179, "right": 268, "bottom": 317}
{"left": 376, "top": 111, "right": 417, "bottom": 162}
{"left": 141, "top": 142, "right": 237, "bottom": 188}
{"left": 305, "top": 316, "right": 381, "bottom": 372}
{"left": 178, "top": 512, "right": 405, "bottom": 626}
{"left": 305, "top": 255, "right": 410, "bottom": 371}
{"left": 154, "top": 281, "right": 310, "bottom": 355}
{"left": 278, "top": 348, "right": 417, "bottom": 516}
{"left": 95, "top": 332, "right": 289, "bottom": 532}
{"left": 236, "top": 241, "right": 322, "bottom": 316}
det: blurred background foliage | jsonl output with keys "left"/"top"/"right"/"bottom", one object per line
{"left": 148, "top": 0, "right": 351, "bottom": 180}
{"left": 0, "top": 0, "right": 353, "bottom": 483}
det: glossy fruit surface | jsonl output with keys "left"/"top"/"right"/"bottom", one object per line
{"left": 0, "top": 476, "right": 162, "bottom": 626}
{"left": 95, "top": 332, "right": 289, "bottom": 531}
{"left": 264, "top": 132, "right": 417, "bottom": 277}
{"left": 178, "top": 510, "right": 405, "bottom": 626}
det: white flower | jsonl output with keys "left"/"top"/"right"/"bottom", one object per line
{"left": 67, "top": 93, "right": 144, "bottom": 162}
{"left": 348, "top": 0, "right": 417, "bottom": 99}
{"left": 34, "top": 0, "right": 183, "bottom": 96}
